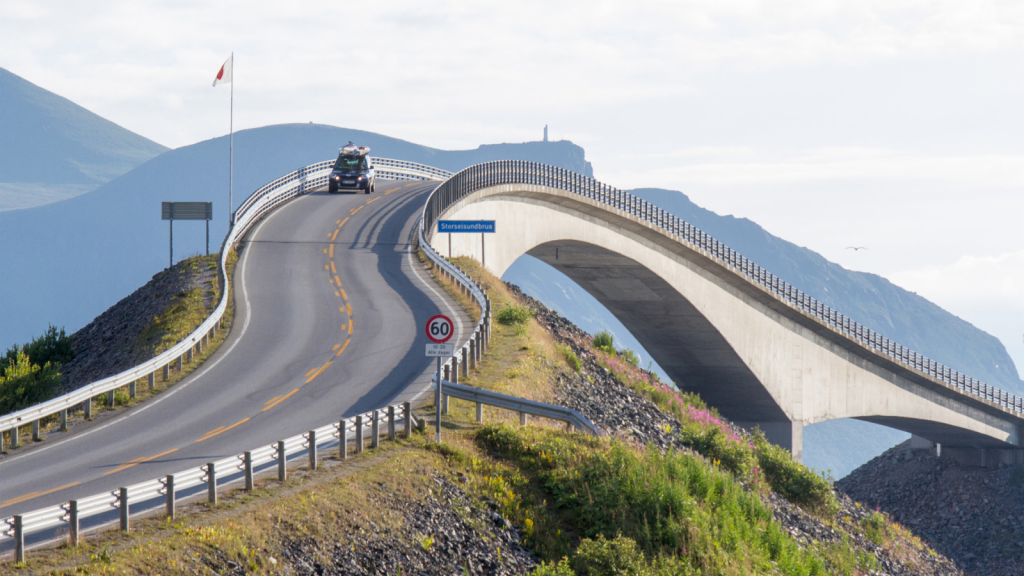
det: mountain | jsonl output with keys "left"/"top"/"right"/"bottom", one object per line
{"left": 0, "top": 123, "right": 590, "bottom": 353}
{"left": 0, "top": 67, "right": 168, "bottom": 211}
{"left": 501, "top": 188, "right": 1021, "bottom": 479}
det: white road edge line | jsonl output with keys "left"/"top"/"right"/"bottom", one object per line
{"left": 0, "top": 215, "right": 274, "bottom": 470}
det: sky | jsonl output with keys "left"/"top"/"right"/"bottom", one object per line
{"left": 3, "top": 1, "right": 1024, "bottom": 371}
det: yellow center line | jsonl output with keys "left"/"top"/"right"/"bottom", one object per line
{"left": 304, "top": 367, "right": 318, "bottom": 377}
{"left": 322, "top": 248, "right": 327, "bottom": 254}
{"left": 335, "top": 291, "right": 340, "bottom": 297}
{"left": 330, "top": 261, "right": 337, "bottom": 275}
{"left": 104, "top": 448, "right": 179, "bottom": 475}
{"left": 324, "top": 264, "right": 329, "bottom": 271}
{"left": 366, "top": 197, "right": 380, "bottom": 204}
{"left": 196, "top": 418, "right": 250, "bottom": 443}
{"left": 335, "top": 338, "right": 351, "bottom": 357}
{"left": 339, "top": 216, "right": 350, "bottom": 227}
{"left": 340, "top": 289, "right": 348, "bottom": 300}
{"left": 348, "top": 319, "right": 354, "bottom": 335}
{"left": 339, "top": 306, "right": 345, "bottom": 313}
{"left": 305, "top": 361, "right": 332, "bottom": 383}
{"left": 0, "top": 482, "right": 80, "bottom": 509}
{"left": 334, "top": 275, "right": 342, "bottom": 287}
{"left": 262, "top": 388, "right": 299, "bottom": 412}
{"left": 346, "top": 303, "right": 352, "bottom": 316}
{"left": 329, "top": 244, "right": 334, "bottom": 258}
{"left": 202, "top": 425, "right": 226, "bottom": 436}
{"left": 327, "top": 232, "right": 332, "bottom": 237}
{"left": 331, "top": 229, "right": 339, "bottom": 242}
{"left": 264, "top": 394, "right": 282, "bottom": 405}
{"left": 332, "top": 343, "right": 341, "bottom": 351}
{"left": 350, "top": 205, "right": 363, "bottom": 215}
{"left": 336, "top": 219, "right": 341, "bottom": 225}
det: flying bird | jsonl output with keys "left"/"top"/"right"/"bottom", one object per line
{"left": 846, "top": 247, "right": 868, "bottom": 251}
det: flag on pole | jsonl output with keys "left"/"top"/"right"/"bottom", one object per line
{"left": 212, "top": 55, "right": 232, "bottom": 86}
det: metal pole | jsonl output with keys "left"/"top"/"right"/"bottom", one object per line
{"left": 229, "top": 52, "right": 234, "bottom": 226}
{"left": 435, "top": 356, "right": 442, "bottom": 442}
{"left": 69, "top": 500, "right": 79, "bottom": 546}
{"left": 14, "top": 515, "right": 23, "bottom": 563}
{"left": 308, "top": 430, "right": 317, "bottom": 470}
{"left": 206, "top": 462, "right": 217, "bottom": 505}
{"left": 169, "top": 218, "right": 173, "bottom": 267}
{"left": 482, "top": 232, "right": 485, "bottom": 267}
{"left": 277, "top": 440, "right": 286, "bottom": 482}
{"left": 166, "top": 475, "right": 175, "bottom": 518}
{"left": 206, "top": 219, "right": 210, "bottom": 256}
{"left": 339, "top": 420, "right": 348, "bottom": 460}
{"left": 244, "top": 452, "right": 253, "bottom": 491}
{"left": 119, "top": 487, "right": 130, "bottom": 531}
{"left": 403, "top": 402, "right": 412, "bottom": 438}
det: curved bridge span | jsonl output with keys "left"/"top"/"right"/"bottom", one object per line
{"left": 423, "top": 161, "right": 1024, "bottom": 463}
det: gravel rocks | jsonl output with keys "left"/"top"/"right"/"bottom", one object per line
{"left": 277, "top": 473, "right": 535, "bottom": 576}
{"left": 508, "top": 282, "right": 964, "bottom": 576}
{"left": 838, "top": 440, "right": 1024, "bottom": 576}
{"left": 59, "top": 256, "right": 218, "bottom": 392}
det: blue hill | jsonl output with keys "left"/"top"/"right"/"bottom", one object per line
{"left": 0, "top": 67, "right": 168, "bottom": 210}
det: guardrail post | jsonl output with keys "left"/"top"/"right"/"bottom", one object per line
{"left": 83, "top": 398, "right": 92, "bottom": 420}
{"left": 32, "top": 419, "right": 40, "bottom": 441}
{"left": 197, "top": 339, "right": 203, "bottom": 355}
{"left": 452, "top": 356, "right": 459, "bottom": 384}
{"left": 166, "top": 475, "right": 175, "bottom": 518}
{"left": 371, "top": 411, "right": 380, "bottom": 449}
{"left": 177, "top": 355, "right": 183, "bottom": 371}
{"left": 476, "top": 402, "right": 483, "bottom": 423}
{"left": 520, "top": 412, "right": 528, "bottom": 426}
{"left": 388, "top": 406, "right": 396, "bottom": 441}
{"left": 1, "top": 429, "right": 5, "bottom": 451}
{"left": 119, "top": 487, "right": 130, "bottom": 531}
{"left": 14, "top": 514, "right": 23, "bottom": 563}
{"left": 129, "top": 380, "right": 136, "bottom": 399}
{"left": 461, "top": 346, "right": 469, "bottom": 377}
{"left": 476, "top": 332, "right": 482, "bottom": 362}
{"left": 69, "top": 499, "right": 79, "bottom": 546}
{"left": 277, "top": 441, "right": 287, "bottom": 482}
{"left": 244, "top": 452, "right": 254, "bottom": 491}
{"left": 163, "top": 363, "right": 170, "bottom": 382}
{"left": 469, "top": 339, "right": 476, "bottom": 370}
{"left": 107, "top": 390, "right": 115, "bottom": 406}
{"left": 148, "top": 372, "right": 155, "bottom": 391}
{"left": 10, "top": 425, "right": 17, "bottom": 448}
{"left": 187, "top": 347, "right": 194, "bottom": 363}
{"left": 403, "top": 402, "right": 412, "bottom": 437}
{"left": 60, "top": 409, "right": 68, "bottom": 431}
{"left": 308, "top": 430, "right": 317, "bottom": 470}
{"left": 356, "top": 415, "right": 364, "bottom": 453}
{"left": 207, "top": 462, "right": 217, "bottom": 505}
{"left": 339, "top": 420, "right": 348, "bottom": 460}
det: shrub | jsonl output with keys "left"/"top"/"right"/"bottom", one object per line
{"left": 573, "top": 535, "right": 650, "bottom": 576}
{"left": 618, "top": 348, "right": 640, "bottom": 367}
{"left": 753, "top": 429, "right": 837, "bottom": 516}
{"left": 860, "top": 511, "right": 887, "bottom": 545}
{"left": 1, "top": 325, "right": 74, "bottom": 374}
{"left": 534, "top": 557, "right": 575, "bottom": 576}
{"left": 592, "top": 330, "right": 614, "bottom": 354}
{"left": 0, "top": 351, "right": 61, "bottom": 414}
{"left": 557, "top": 345, "right": 581, "bottom": 372}
{"left": 497, "top": 304, "right": 534, "bottom": 325}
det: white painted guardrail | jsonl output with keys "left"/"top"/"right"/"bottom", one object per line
{"left": 435, "top": 379, "right": 602, "bottom": 436}
{"left": 0, "top": 157, "right": 451, "bottom": 448}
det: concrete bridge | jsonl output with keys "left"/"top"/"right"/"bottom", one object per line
{"left": 424, "top": 161, "right": 1024, "bottom": 464}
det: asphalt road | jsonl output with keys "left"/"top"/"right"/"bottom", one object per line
{"left": 0, "top": 180, "right": 469, "bottom": 521}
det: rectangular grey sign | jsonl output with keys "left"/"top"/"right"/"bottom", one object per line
{"left": 162, "top": 202, "right": 212, "bottom": 220}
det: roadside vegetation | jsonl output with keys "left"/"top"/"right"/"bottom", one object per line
{"left": 6, "top": 253, "right": 947, "bottom": 575}
{"left": 0, "top": 325, "right": 75, "bottom": 413}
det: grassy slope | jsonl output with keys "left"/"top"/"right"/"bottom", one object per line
{"left": 7, "top": 255, "right": 949, "bottom": 575}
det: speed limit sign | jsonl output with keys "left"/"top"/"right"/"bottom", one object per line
{"left": 426, "top": 314, "right": 454, "bottom": 343}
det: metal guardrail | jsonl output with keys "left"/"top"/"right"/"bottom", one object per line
{"left": 421, "top": 159, "right": 1024, "bottom": 416}
{"left": 0, "top": 157, "right": 449, "bottom": 444}
{"left": 434, "top": 380, "right": 602, "bottom": 436}
{"left": 0, "top": 401, "right": 416, "bottom": 560}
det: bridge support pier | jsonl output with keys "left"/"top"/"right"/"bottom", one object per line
{"left": 737, "top": 420, "right": 803, "bottom": 463}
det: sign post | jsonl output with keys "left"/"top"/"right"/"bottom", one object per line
{"left": 162, "top": 202, "right": 214, "bottom": 267}
{"left": 437, "top": 220, "right": 495, "bottom": 266}
{"left": 426, "top": 314, "right": 454, "bottom": 442}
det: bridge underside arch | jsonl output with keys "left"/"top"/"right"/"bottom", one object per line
{"left": 429, "top": 184, "right": 1022, "bottom": 458}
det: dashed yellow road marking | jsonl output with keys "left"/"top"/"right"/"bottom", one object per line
{"left": 335, "top": 338, "right": 351, "bottom": 357}
{"left": 336, "top": 219, "right": 341, "bottom": 225}
{"left": 0, "top": 482, "right": 80, "bottom": 509}
{"left": 333, "top": 343, "right": 341, "bottom": 351}
{"left": 348, "top": 319, "right": 354, "bottom": 335}
{"left": 263, "top": 389, "right": 299, "bottom": 412}
{"left": 305, "top": 361, "right": 332, "bottom": 383}
{"left": 196, "top": 418, "right": 249, "bottom": 443}
{"left": 367, "top": 197, "right": 380, "bottom": 204}
{"left": 324, "top": 265, "right": 329, "bottom": 271}
{"left": 339, "top": 217, "right": 350, "bottom": 227}
{"left": 264, "top": 394, "right": 282, "bottom": 405}
{"left": 335, "top": 291, "right": 340, "bottom": 297}
{"left": 304, "top": 367, "right": 318, "bottom": 377}
{"left": 323, "top": 248, "right": 327, "bottom": 254}
{"left": 350, "top": 206, "right": 363, "bottom": 215}
{"left": 329, "top": 244, "right": 334, "bottom": 258}
{"left": 340, "top": 289, "right": 348, "bottom": 300}
{"left": 339, "top": 306, "right": 346, "bottom": 313}
{"left": 330, "top": 261, "right": 337, "bottom": 275}
{"left": 104, "top": 448, "right": 179, "bottom": 475}
{"left": 331, "top": 229, "right": 339, "bottom": 242}
{"left": 334, "top": 275, "right": 342, "bottom": 287}
{"left": 345, "top": 303, "right": 352, "bottom": 316}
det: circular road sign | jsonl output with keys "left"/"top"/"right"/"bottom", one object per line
{"left": 426, "top": 314, "right": 454, "bottom": 343}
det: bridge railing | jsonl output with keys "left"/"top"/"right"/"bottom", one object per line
{"left": 422, "top": 160, "right": 1024, "bottom": 416}
{"left": 0, "top": 158, "right": 448, "bottom": 449}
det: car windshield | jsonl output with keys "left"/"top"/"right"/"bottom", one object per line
{"left": 334, "top": 156, "right": 367, "bottom": 171}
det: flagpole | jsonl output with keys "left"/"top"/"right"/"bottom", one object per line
{"left": 229, "top": 52, "right": 234, "bottom": 227}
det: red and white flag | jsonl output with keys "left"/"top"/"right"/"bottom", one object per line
{"left": 212, "top": 55, "right": 232, "bottom": 87}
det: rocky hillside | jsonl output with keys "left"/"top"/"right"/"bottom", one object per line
{"left": 59, "top": 255, "right": 219, "bottom": 392}
{"left": 837, "top": 441, "right": 1024, "bottom": 576}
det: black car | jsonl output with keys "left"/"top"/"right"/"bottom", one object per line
{"left": 328, "top": 143, "right": 375, "bottom": 194}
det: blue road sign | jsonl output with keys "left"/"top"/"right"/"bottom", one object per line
{"left": 438, "top": 220, "right": 495, "bottom": 233}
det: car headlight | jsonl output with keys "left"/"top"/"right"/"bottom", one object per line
{"left": 358, "top": 176, "right": 364, "bottom": 180}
